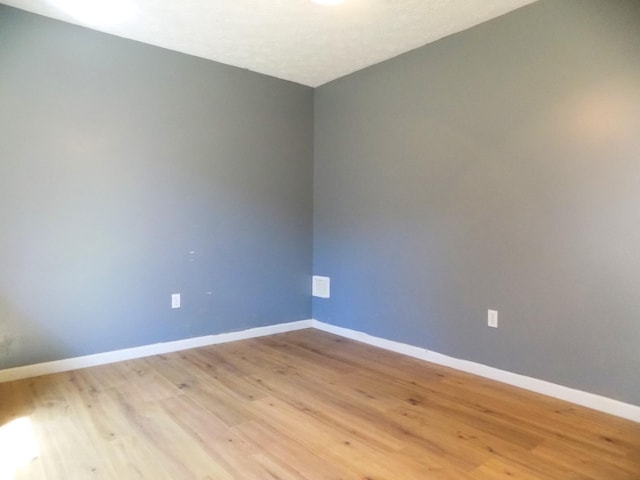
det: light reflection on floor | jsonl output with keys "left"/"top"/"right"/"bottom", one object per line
{"left": 0, "top": 417, "right": 39, "bottom": 479}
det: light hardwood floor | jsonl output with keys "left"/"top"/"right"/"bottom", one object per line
{"left": 0, "top": 329, "right": 639, "bottom": 479}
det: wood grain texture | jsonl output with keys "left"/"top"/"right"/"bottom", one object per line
{"left": 1, "top": 329, "right": 639, "bottom": 479}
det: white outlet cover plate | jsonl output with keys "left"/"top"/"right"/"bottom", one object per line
{"left": 488, "top": 309, "right": 498, "bottom": 328}
{"left": 171, "top": 293, "right": 181, "bottom": 309}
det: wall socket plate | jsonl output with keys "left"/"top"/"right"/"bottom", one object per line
{"left": 171, "top": 293, "right": 181, "bottom": 309}
{"left": 488, "top": 309, "right": 498, "bottom": 328}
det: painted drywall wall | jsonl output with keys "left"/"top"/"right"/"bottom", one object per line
{"left": 0, "top": 5, "right": 313, "bottom": 369}
{"left": 313, "top": 0, "right": 640, "bottom": 405}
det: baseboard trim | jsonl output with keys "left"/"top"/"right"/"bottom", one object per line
{"left": 2, "top": 318, "right": 638, "bottom": 424}
{"left": 311, "top": 320, "right": 640, "bottom": 424}
{"left": 0, "top": 320, "right": 314, "bottom": 383}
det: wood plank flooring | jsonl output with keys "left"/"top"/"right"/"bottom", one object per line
{"left": 1, "top": 329, "right": 639, "bottom": 479}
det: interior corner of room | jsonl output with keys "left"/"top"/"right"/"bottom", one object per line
{"left": 1, "top": 0, "right": 639, "bottom": 429}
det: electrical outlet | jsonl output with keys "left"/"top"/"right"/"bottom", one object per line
{"left": 171, "top": 293, "right": 181, "bottom": 309}
{"left": 488, "top": 309, "right": 498, "bottom": 328}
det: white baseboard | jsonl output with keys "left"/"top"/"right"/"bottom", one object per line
{"left": 0, "top": 320, "right": 314, "bottom": 383}
{"left": 311, "top": 320, "right": 640, "bottom": 424}
{"left": 2, "top": 317, "right": 638, "bottom": 424}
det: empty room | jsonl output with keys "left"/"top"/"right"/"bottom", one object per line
{"left": 1, "top": 0, "right": 639, "bottom": 478}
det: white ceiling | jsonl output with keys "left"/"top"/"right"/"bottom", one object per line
{"left": 2, "top": 0, "right": 538, "bottom": 86}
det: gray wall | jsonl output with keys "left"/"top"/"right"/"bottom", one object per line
{"left": 313, "top": 0, "right": 640, "bottom": 405}
{"left": 2, "top": 1, "right": 639, "bottom": 407}
{"left": 0, "top": 5, "right": 313, "bottom": 368}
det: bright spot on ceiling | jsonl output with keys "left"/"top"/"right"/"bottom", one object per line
{"left": 52, "top": 0, "right": 138, "bottom": 26}
{"left": 312, "top": 0, "right": 345, "bottom": 5}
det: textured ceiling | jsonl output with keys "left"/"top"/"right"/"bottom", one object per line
{"left": 2, "top": 0, "right": 538, "bottom": 86}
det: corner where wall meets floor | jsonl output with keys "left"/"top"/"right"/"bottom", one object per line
{"left": 0, "top": 319, "right": 638, "bottom": 424}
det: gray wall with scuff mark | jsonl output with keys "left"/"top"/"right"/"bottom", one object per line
{"left": 0, "top": 5, "right": 313, "bottom": 368}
